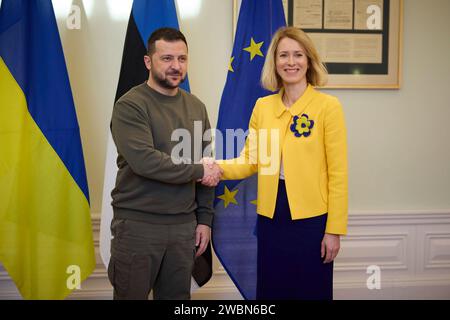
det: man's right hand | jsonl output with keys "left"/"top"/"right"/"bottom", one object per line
{"left": 200, "top": 157, "right": 222, "bottom": 187}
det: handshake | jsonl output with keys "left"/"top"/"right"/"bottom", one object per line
{"left": 199, "top": 157, "right": 223, "bottom": 187}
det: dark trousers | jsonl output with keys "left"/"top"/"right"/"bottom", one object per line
{"left": 107, "top": 218, "right": 196, "bottom": 300}
{"left": 256, "top": 180, "right": 333, "bottom": 300}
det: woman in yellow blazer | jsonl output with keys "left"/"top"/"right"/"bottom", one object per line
{"left": 216, "top": 27, "right": 348, "bottom": 300}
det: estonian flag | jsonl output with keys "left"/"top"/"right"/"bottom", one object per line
{"left": 0, "top": 0, "right": 95, "bottom": 299}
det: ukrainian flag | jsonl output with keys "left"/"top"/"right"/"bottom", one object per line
{"left": 0, "top": 0, "right": 95, "bottom": 299}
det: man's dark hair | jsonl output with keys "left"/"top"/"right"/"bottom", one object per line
{"left": 147, "top": 27, "right": 188, "bottom": 56}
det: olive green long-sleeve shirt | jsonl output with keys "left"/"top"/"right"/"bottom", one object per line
{"left": 111, "top": 83, "right": 214, "bottom": 226}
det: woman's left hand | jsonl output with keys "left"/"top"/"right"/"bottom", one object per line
{"left": 321, "top": 233, "right": 340, "bottom": 263}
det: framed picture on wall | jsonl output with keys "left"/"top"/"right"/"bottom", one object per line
{"left": 233, "top": 0, "right": 403, "bottom": 89}
{"left": 286, "top": 0, "right": 403, "bottom": 89}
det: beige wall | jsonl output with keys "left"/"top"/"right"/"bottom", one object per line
{"left": 325, "top": 0, "right": 450, "bottom": 211}
{"left": 54, "top": 0, "right": 450, "bottom": 216}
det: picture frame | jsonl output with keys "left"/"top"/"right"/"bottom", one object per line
{"left": 233, "top": 0, "right": 403, "bottom": 89}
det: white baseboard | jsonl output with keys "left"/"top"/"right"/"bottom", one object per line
{"left": 1, "top": 210, "right": 450, "bottom": 300}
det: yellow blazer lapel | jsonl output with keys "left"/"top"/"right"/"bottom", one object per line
{"left": 289, "top": 84, "right": 318, "bottom": 116}
{"left": 270, "top": 91, "right": 293, "bottom": 170}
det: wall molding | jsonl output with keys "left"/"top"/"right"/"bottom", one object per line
{"left": 1, "top": 210, "right": 449, "bottom": 299}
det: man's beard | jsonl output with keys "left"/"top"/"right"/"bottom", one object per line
{"left": 152, "top": 70, "right": 186, "bottom": 89}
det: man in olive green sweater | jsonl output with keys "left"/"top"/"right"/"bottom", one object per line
{"left": 108, "top": 28, "right": 221, "bottom": 300}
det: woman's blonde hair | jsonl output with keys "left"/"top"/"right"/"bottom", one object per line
{"left": 261, "top": 27, "right": 327, "bottom": 91}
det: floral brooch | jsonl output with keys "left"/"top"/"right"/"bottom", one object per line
{"left": 290, "top": 114, "right": 314, "bottom": 138}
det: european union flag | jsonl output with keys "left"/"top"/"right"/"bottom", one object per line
{"left": 212, "top": 0, "right": 286, "bottom": 300}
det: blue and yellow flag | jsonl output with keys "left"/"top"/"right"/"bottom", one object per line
{"left": 212, "top": 0, "right": 286, "bottom": 300}
{"left": 0, "top": 0, "right": 95, "bottom": 299}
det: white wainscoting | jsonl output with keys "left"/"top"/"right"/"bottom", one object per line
{"left": 1, "top": 210, "right": 450, "bottom": 300}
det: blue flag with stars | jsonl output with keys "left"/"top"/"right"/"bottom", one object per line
{"left": 212, "top": 0, "right": 286, "bottom": 300}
